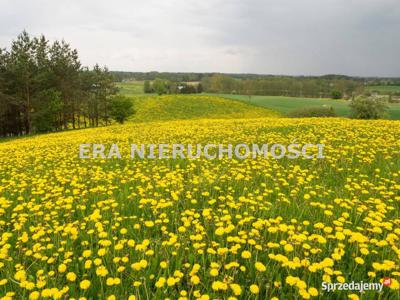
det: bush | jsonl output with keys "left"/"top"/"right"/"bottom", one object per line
{"left": 349, "top": 96, "right": 388, "bottom": 119}
{"left": 288, "top": 106, "right": 337, "bottom": 118}
{"left": 331, "top": 90, "right": 342, "bottom": 99}
{"left": 388, "top": 94, "right": 400, "bottom": 103}
{"left": 152, "top": 78, "right": 168, "bottom": 95}
{"left": 110, "top": 96, "right": 135, "bottom": 124}
{"left": 144, "top": 80, "right": 153, "bottom": 93}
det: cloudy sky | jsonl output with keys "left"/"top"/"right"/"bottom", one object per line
{"left": 1, "top": 0, "right": 399, "bottom": 76}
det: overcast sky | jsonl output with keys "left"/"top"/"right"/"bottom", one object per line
{"left": 1, "top": 0, "right": 399, "bottom": 76}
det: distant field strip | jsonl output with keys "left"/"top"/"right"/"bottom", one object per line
{"left": 366, "top": 85, "right": 400, "bottom": 93}
{"left": 214, "top": 94, "right": 400, "bottom": 119}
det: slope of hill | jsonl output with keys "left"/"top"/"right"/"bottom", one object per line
{"left": 1, "top": 117, "right": 400, "bottom": 299}
{"left": 129, "top": 95, "right": 280, "bottom": 122}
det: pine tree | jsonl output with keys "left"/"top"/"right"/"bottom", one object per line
{"left": 0, "top": 31, "right": 117, "bottom": 137}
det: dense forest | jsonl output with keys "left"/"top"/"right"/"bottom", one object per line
{"left": 0, "top": 31, "right": 117, "bottom": 137}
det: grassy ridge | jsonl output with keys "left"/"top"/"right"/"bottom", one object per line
{"left": 129, "top": 95, "right": 279, "bottom": 122}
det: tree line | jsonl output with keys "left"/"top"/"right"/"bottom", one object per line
{"left": 113, "top": 71, "right": 400, "bottom": 85}
{"left": 0, "top": 31, "right": 118, "bottom": 137}
{"left": 114, "top": 71, "right": 204, "bottom": 82}
{"left": 200, "top": 74, "right": 364, "bottom": 99}
{"left": 117, "top": 73, "right": 400, "bottom": 99}
{"left": 144, "top": 79, "right": 202, "bottom": 95}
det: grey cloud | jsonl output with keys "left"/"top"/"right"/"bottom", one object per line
{"left": 0, "top": 0, "right": 399, "bottom": 76}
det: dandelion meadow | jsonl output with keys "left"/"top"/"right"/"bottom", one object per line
{"left": 2, "top": 0, "right": 400, "bottom": 298}
{"left": 0, "top": 117, "right": 399, "bottom": 299}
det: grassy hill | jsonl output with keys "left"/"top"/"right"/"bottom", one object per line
{"left": 129, "top": 95, "right": 279, "bottom": 122}
{"left": 214, "top": 94, "right": 400, "bottom": 119}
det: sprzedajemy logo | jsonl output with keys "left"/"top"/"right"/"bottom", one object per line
{"left": 322, "top": 279, "right": 392, "bottom": 293}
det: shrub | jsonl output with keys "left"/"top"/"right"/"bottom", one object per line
{"left": 110, "top": 96, "right": 135, "bottom": 124}
{"left": 388, "top": 94, "right": 400, "bottom": 103}
{"left": 144, "top": 80, "right": 153, "bottom": 93}
{"left": 288, "top": 106, "right": 337, "bottom": 118}
{"left": 331, "top": 90, "right": 342, "bottom": 99}
{"left": 152, "top": 78, "right": 168, "bottom": 95}
{"left": 349, "top": 96, "right": 388, "bottom": 119}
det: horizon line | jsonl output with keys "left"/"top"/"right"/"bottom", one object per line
{"left": 109, "top": 70, "right": 400, "bottom": 80}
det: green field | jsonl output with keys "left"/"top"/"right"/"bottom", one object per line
{"left": 366, "top": 85, "right": 400, "bottom": 93}
{"left": 116, "top": 81, "right": 146, "bottom": 95}
{"left": 213, "top": 94, "right": 400, "bottom": 120}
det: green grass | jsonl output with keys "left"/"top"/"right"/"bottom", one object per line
{"left": 366, "top": 85, "right": 400, "bottom": 93}
{"left": 387, "top": 104, "right": 400, "bottom": 119}
{"left": 116, "top": 81, "right": 146, "bottom": 96}
{"left": 212, "top": 94, "right": 351, "bottom": 116}
{"left": 212, "top": 94, "right": 400, "bottom": 120}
